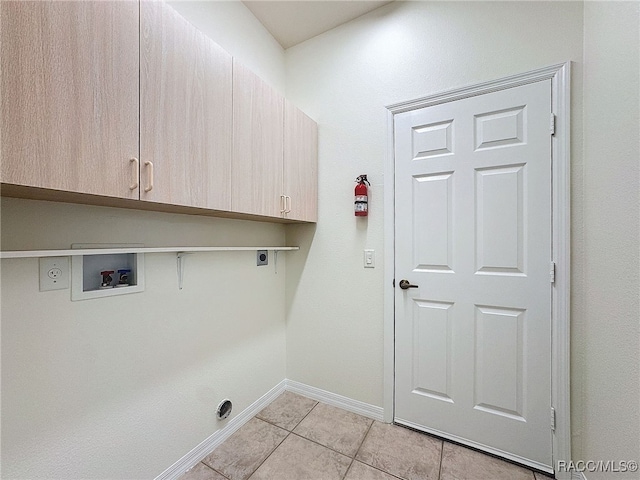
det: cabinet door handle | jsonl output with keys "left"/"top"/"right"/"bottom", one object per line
{"left": 285, "top": 195, "right": 292, "bottom": 213}
{"left": 280, "top": 194, "right": 286, "bottom": 214}
{"left": 129, "top": 157, "right": 139, "bottom": 190}
{"left": 144, "top": 161, "right": 154, "bottom": 192}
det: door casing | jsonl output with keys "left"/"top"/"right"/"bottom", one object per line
{"left": 383, "top": 63, "right": 571, "bottom": 478}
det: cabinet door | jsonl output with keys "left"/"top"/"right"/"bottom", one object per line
{"left": 140, "top": 1, "right": 232, "bottom": 209}
{"left": 232, "top": 60, "right": 284, "bottom": 217}
{"left": 284, "top": 101, "right": 318, "bottom": 222}
{"left": 1, "top": 1, "right": 139, "bottom": 199}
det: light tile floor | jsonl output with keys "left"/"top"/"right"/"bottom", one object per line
{"left": 180, "top": 391, "right": 555, "bottom": 480}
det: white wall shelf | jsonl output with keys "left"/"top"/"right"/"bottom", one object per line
{"left": 2, "top": 246, "right": 299, "bottom": 293}
{"left": 0, "top": 246, "right": 299, "bottom": 259}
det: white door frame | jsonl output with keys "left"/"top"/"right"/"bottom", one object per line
{"left": 383, "top": 63, "right": 571, "bottom": 478}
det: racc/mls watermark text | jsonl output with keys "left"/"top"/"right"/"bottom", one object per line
{"left": 557, "top": 460, "right": 639, "bottom": 473}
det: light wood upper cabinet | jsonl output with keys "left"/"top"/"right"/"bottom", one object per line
{"left": 140, "top": 1, "right": 232, "bottom": 210}
{"left": 284, "top": 100, "right": 318, "bottom": 222}
{"left": 1, "top": 1, "right": 317, "bottom": 223}
{"left": 0, "top": 1, "right": 139, "bottom": 199}
{"left": 231, "top": 60, "right": 284, "bottom": 218}
{"left": 232, "top": 62, "right": 318, "bottom": 221}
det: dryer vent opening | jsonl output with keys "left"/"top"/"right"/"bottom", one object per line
{"left": 216, "top": 399, "right": 232, "bottom": 420}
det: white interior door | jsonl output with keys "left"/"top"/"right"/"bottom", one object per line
{"left": 394, "top": 80, "right": 553, "bottom": 469}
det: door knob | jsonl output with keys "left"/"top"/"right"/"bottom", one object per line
{"left": 399, "top": 279, "right": 418, "bottom": 290}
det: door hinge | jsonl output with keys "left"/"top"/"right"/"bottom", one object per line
{"left": 550, "top": 113, "right": 556, "bottom": 136}
{"left": 550, "top": 261, "right": 556, "bottom": 284}
{"left": 551, "top": 407, "right": 556, "bottom": 431}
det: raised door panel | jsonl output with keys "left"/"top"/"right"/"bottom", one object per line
{"left": 140, "top": 1, "right": 232, "bottom": 209}
{"left": 284, "top": 100, "right": 318, "bottom": 222}
{"left": 1, "top": 1, "right": 139, "bottom": 199}
{"left": 232, "top": 60, "right": 284, "bottom": 217}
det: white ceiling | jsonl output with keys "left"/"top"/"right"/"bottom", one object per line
{"left": 243, "top": 1, "right": 394, "bottom": 49}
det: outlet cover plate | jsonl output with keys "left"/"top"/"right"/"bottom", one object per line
{"left": 257, "top": 250, "right": 268, "bottom": 266}
{"left": 39, "top": 256, "right": 70, "bottom": 291}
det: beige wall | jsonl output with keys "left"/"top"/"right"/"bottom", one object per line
{"left": 168, "top": 1, "right": 285, "bottom": 94}
{"left": 0, "top": 2, "right": 287, "bottom": 478}
{"left": 285, "top": 0, "right": 584, "bottom": 413}
{"left": 579, "top": 2, "right": 640, "bottom": 477}
{"left": 285, "top": 0, "right": 640, "bottom": 473}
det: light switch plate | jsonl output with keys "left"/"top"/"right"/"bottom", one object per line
{"left": 39, "top": 256, "right": 70, "bottom": 291}
{"left": 364, "top": 249, "right": 375, "bottom": 268}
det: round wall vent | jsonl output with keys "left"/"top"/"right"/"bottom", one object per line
{"left": 216, "top": 399, "right": 232, "bottom": 420}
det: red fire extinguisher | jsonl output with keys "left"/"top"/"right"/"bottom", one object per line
{"left": 355, "top": 174, "right": 370, "bottom": 216}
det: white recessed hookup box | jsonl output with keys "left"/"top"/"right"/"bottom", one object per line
{"left": 71, "top": 243, "right": 145, "bottom": 301}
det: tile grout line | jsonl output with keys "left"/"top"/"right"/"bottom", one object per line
{"left": 213, "top": 466, "right": 232, "bottom": 480}
{"left": 244, "top": 434, "right": 290, "bottom": 480}
{"left": 288, "top": 431, "right": 403, "bottom": 480}
{"left": 255, "top": 414, "right": 295, "bottom": 431}
{"left": 342, "top": 419, "right": 375, "bottom": 479}
{"left": 289, "top": 431, "right": 356, "bottom": 460}
{"left": 256, "top": 397, "right": 320, "bottom": 432}
{"left": 199, "top": 461, "right": 231, "bottom": 480}
{"left": 244, "top": 419, "right": 291, "bottom": 480}
{"left": 278, "top": 399, "right": 363, "bottom": 458}
{"left": 359, "top": 462, "right": 406, "bottom": 480}
{"left": 352, "top": 419, "right": 374, "bottom": 461}
{"left": 349, "top": 421, "right": 406, "bottom": 480}
{"left": 294, "top": 398, "right": 321, "bottom": 427}
{"left": 250, "top": 397, "right": 379, "bottom": 477}
{"left": 245, "top": 397, "right": 320, "bottom": 480}
{"left": 291, "top": 400, "right": 378, "bottom": 461}
{"left": 285, "top": 400, "right": 383, "bottom": 476}
{"left": 341, "top": 459, "right": 355, "bottom": 480}
{"left": 437, "top": 440, "right": 445, "bottom": 480}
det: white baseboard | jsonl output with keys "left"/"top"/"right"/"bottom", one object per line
{"left": 154, "top": 379, "right": 385, "bottom": 480}
{"left": 155, "top": 379, "right": 287, "bottom": 480}
{"left": 285, "top": 379, "right": 385, "bottom": 422}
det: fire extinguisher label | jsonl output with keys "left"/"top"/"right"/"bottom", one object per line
{"left": 355, "top": 196, "right": 368, "bottom": 212}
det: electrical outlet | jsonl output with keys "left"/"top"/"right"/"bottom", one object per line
{"left": 257, "top": 250, "right": 268, "bottom": 266}
{"left": 39, "top": 256, "right": 70, "bottom": 291}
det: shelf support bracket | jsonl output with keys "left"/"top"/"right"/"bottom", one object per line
{"left": 177, "top": 252, "right": 193, "bottom": 290}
